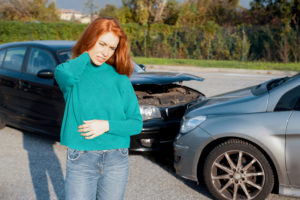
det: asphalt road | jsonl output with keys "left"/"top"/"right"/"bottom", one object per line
{"left": 0, "top": 65, "right": 299, "bottom": 200}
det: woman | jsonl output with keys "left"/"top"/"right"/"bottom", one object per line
{"left": 54, "top": 17, "right": 143, "bottom": 200}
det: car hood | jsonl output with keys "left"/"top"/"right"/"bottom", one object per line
{"left": 130, "top": 72, "right": 204, "bottom": 85}
{"left": 186, "top": 86, "right": 269, "bottom": 117}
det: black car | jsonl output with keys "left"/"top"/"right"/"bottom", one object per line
{"left": 0, "top": 40, "right": 204, "bottom": 151}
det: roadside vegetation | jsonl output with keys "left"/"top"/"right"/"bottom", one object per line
{"left": 0, "top": 0, "right": 299, "bottom": 69}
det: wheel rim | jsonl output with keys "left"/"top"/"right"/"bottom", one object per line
{"left": 210, "top": 150, "right": 265, "bottom": 200}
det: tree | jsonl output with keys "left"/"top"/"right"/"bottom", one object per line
{"left": 205, "top": 0, "right": 240, "bottom": 26}
{"left": 98, "top": 4, "right": 118, "bottom": 18}
{"left": 162, "top": 0, "right": 180, "bottom": 25}
{"left": 153, "top": 0, "right": 168, "bottom": 22}
{"left": 291, "top": 0, "right": 300, "bottom": 28}
{"left": 121, "top": 0, "right": 171, "bottom": 24}
{"left": 249, "top": 0, "right": 292, "bottom": 26}
{"left": 0, "top": 0, "right": 59, "bottom": 21}
{"left": 175, "top": 1, "right": 203, "bottom": 27}
{"left": 0, "top": 0, "right": 32, "bottom": 21}
{"left": 84, "top": 0, "right": 99, "bottom": 21}
{"left": 31, "top": 0, "right": 59, "bottom": 21}
{"left": 175, "top": 0, "right": 240, "bottom": 27}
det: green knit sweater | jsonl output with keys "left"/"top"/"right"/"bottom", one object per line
{"left": 54, "top": 52, "right": 142, "bottom": 150}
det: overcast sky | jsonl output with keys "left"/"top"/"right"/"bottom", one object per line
{"left": 55, "top": 0, "right": 251, "bottom": 13}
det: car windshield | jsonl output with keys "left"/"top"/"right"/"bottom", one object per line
{"left": 132, "top": 61, "right": 144, "bottom": 73}
{"left": 56, "top": 49, "right": 144, "bottom": 73}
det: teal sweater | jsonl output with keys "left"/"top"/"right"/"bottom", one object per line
{"left": 54, "top": 52, "right": 142, "bottom": 151}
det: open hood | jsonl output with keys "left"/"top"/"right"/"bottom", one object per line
{"left": 130, "top": 72, "right": 204, "bottom": 85}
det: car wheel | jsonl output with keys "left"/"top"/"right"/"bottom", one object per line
{"left": 203, "top": 139, "right": 274, "bottom": 200}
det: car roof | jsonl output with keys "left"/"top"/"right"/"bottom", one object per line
{"left": 0, "top": 40, "right": 76, "bottom": 51}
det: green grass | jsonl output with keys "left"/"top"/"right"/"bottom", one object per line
{"left": 133, "top": 57, "right": 300, "bottom": 71}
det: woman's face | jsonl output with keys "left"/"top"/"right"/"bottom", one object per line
{"left": 88, "top": 32, "right": 119, "bottom": 66}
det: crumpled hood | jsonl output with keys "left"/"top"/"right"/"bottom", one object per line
{"left": 130, "top": 72, "right": 204, "bottom": 85}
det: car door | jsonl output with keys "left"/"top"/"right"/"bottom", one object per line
{"left": 276, "top": 85, "right": 300, "bottom": 186}
{"left": 18, "top": 47, "right": 65, "bottom": 137}
{"left": 0, "top": 46, "right": 26, "bottom": 125}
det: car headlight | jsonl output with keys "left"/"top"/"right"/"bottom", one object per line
{"left": 139, "top": 105, "right": 161, "bottom": 121}
{"left": 180, "top": 116, "right": 206, "bottom": 134}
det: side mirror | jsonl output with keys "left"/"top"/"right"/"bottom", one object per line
{"left": 139, "top": 64, "right": 146, "bottom": 71}
{"left": 37, "top": 69, "right": 54, "bottom": 79}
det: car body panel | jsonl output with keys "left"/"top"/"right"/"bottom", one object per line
{"left": 0, "top": 68, "right": 22, "bottom": 123}
{"left": 174, "top": 126, "right": 213, "bottom": 181}
{"left": 18, "top": 72, "right": 64, "bottom": 134}
{"left": 186, "top": 87, "right": 269, "bottom": 117}
{"left": 285, "top": 111, "right": 300, "bottom": 186}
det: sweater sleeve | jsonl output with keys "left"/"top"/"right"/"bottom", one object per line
{"left": 108, "top": 76, "right": 143, "bottom": 137}
{"left": 54, "top": 52, "right": 90, "bottom": 94}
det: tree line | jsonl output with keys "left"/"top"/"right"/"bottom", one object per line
{"left": 0, "top": 0, "right": 299, "bottom": 62}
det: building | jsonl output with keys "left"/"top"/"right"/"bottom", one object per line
{"left": 59, "top": 9, "right": 91, "bottom": 23}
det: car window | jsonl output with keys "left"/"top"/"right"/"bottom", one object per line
{"left": 2, "top": 47, "right": 26, "bottom": 71}
{"left": 275, "top": 85, "right": 300, "bottom": 111}
{"left": 294, "top": 99, "right": 300, "bottom": 111}
{"left": 0, "top": 49, "right": 6, "bottom": 67}
{"left": 27, "top": 48, "right": 56, "bottom": 75}
{"left": 57, "top": 49, "right": 72, "bottom": 63}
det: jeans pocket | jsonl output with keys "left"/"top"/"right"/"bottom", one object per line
{"left": 67, "top": 148, "right": 84, "bottom": 161}
{"left": 118, "top": 148, "right": 129, "bottom": 157}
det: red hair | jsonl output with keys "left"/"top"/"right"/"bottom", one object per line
{"left": 72, "top": 17, "right": 133, "bottom": 77}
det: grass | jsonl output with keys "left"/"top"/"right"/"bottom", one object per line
{"left": 133, "top": 57, "right": 300, "bottom": 71}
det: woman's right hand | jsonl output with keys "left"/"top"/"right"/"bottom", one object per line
{"left": 78, "top": 120, "right": 110, "bottom": 140}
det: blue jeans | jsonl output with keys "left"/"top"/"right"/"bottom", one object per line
{"left": 65, "top": 148, "right": 129, "bottom": 200}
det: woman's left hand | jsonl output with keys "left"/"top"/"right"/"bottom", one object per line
{"left": 78, "top": 120, "right": 110, "bottom": 139}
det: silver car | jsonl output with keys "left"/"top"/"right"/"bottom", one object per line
{"left": 174, "top": 73, "right": 300, "bottom": 200}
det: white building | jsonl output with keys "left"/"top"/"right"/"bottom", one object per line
{"left": 59, "top": 9, "right": 91, "bottom": 23}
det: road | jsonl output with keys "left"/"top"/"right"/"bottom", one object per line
{"left": 0, "top": 65, "right": 299, "bottom": 200}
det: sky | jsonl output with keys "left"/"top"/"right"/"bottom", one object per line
{"left": 55, "top": 0, "right": 251, "bottom": 13}
{"left": 55, "top": 0, "right": 122, "bottom": 12}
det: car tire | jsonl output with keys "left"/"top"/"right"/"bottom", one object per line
{"left": 203, "top": 139, "right": 274, "bottom": 200}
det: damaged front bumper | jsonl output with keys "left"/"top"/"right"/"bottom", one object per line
{"left": 130, "top": 102, "right": 194, "bottom": 152}
{"left": 130, "top": 118, "right": 181, "bottom": 152}
{"left": 130, "top": 83, "right": 205, "bottom": 152}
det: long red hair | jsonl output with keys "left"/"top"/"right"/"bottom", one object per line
{"left": 72, "top": 17, "right": 133, "bottom": 77}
